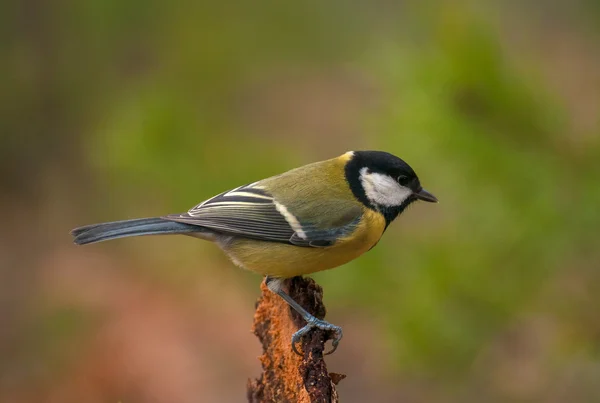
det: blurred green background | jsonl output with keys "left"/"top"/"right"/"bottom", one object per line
{"left": 2, "top": 0, "right": 600, "bottom": 402}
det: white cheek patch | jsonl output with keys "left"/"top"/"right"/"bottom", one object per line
{"left": 359, "top": 167, "right": 413, "bottom": 207}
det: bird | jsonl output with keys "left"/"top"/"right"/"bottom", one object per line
{"left": 71, "top": 150, "right": 437, "bottom": 355}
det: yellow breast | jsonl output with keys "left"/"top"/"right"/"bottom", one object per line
{"left": 222, "top": 209, "right": 386, "bottom": 278}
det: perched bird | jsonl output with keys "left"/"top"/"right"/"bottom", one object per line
{"left": 71, "top": 151, "right": 437, "bottom": 354}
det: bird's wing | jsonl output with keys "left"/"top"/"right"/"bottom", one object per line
{"left": 163, "top": 183, "right": 362, "bottom": 247}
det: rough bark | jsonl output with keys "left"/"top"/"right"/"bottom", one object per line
{"left": 247, "top": 277, "right": 346, "bottom": 403}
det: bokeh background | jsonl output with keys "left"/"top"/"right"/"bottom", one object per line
{"left": 2, "top": 0, "right": 600, "bottom": 402}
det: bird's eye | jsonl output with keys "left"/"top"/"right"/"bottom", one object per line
{"left": 397, "top": 175, "right": 410, "bottom": 186}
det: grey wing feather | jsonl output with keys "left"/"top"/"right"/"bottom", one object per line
{"left": 288, "top": 217, "right": 362, "bottom": 247}
{"left": 165, "top": 184, "right": 294, "bottom": 243}
{"left": 163, "top": 183, "right": 362, "bottom": 247}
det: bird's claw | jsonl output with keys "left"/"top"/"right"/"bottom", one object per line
{"left": 291, "top": 317, "right": 343, "bottom": 356}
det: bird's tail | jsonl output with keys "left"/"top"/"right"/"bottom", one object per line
{"left": 71, "top": 217, "right": 201, "bottom": 245}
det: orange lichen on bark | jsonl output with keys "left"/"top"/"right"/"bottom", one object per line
{"left": 247, "top": 277, "right": 345, "bottom": 403}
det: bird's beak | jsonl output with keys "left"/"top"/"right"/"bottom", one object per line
{"left": 416, "top": 188, "right": 438, "bottom": 203}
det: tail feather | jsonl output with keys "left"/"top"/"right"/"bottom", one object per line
{"left": 71, "top": 217, "right": 201, "bottom": 245}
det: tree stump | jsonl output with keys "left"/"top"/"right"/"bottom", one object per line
{"left": 247, "top": 277, "right": 346, "bottom": 403}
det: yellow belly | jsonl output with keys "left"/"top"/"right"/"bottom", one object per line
{"left": 222, "top": 209, "right": 386, "bottom": 277}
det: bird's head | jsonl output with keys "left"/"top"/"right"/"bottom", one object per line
{"left": 344, "top": 150, "right": 437, "bottom": 224}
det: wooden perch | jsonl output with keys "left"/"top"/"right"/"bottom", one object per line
{"left": 247, "top": 276, "right": 346, "bottom": 403}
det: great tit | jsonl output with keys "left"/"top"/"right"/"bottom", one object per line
{"left": 71, "top": 150, "right": 437, "bottom": 354}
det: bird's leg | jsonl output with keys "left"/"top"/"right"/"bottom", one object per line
{"left": 265, "top": 276, "right": 343, "bottom": 355}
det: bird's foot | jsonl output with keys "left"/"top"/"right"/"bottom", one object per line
{"left": 291, "top": 316, "right": 343, "bottom": 356}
